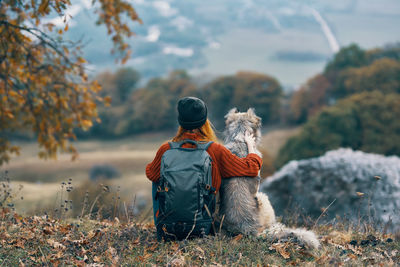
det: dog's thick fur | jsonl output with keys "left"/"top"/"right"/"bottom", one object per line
{"left": 219, "top": 108, "right": 320, "bottom": 249}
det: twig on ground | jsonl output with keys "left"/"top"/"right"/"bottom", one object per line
{"left": 138, "top": 206, "right": 153, "bottom": 224}
{"left": 88, "top": 192, "right": 104, "bottom": 218}
{"left": 38, "top": 246, "right": 49, "bottom": 267}
{"left": 219, "top": 214, "right": 225, "bottom": 234}
{"left": 204, "top": 204, "right": 216, "bottom": 234}
{"left": 313, "top": 198, "right": 336, "bottom": 229}
{"left": 123, "top": 201, "right": 130, "bottom": 223}
{"left": 185, "top": 210, "right": 198, "bottom": 240}
{"left": 80, "top": 191, "right": 89, "bottom": 219}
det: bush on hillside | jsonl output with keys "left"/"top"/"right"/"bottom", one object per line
{"left": 289, "top": 43, "right": 400, "bottom": 124}
{"left": 367, "top": 42, "right": 400, "bottom": 62}
{"left": 289, "top": 74, "right": 331, "bottom": 124}
{"left": 276, "top": 91, "right": 400, "bottom": 167}
{"left": 333, "top": 58, "right": 400, "bottom": 98}
{"left": 324, "top": 44, "right": 368, "bottom": 75}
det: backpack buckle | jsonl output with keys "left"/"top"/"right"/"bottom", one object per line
{"left": 205, "top": 184, "right": 216, "bottom": 193}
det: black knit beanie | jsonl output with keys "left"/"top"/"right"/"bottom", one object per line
{"left": 177, "top": 97, "right": 208, "bottom": 130}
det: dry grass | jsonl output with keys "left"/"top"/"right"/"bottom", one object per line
{"left": 0, "top": 208, "right": 398, "bottom": 266}
{"left": 1, "top": 135, "right": 165, "bottom": 216}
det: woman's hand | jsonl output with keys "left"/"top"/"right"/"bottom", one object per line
{"left": 244, "top": 131, "right": 256, "bottom": 154}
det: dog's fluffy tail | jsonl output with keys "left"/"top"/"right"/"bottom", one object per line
{"left": 267, "top": 223, "right": 320, "bottom": 249}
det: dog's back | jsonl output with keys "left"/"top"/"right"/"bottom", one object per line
{"left": 220, "top": 176, "right": 261, "bottom": 235}
{"left": 220, "top": 108, "right": 320, "bottom": 249}
{"left": 219, "top": 108, "right": 266, "bottom": 235}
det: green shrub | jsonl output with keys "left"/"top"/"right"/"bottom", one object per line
{"left": 276, "top": 91, "right": 400, "bottom": 167}
{"left": 333, "top": 58, "right": 400, "bottom": 99}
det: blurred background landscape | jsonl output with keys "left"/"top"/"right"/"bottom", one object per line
{"left": 2, "top": 0, "right": 400, "bottom": 221}
{"left": 65, "top": 0, "right": 400, "bottom": 89}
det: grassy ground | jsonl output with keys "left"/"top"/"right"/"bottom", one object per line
{"left": 1, "top": 128, "right": 399, "bottom": 266}
{"left": 0, "top": 208, "right": 398, "bottom": 266}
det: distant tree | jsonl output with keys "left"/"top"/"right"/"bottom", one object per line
{"left": 367, "top": 43, "right": 400, "bottom": 62}
{"left": 81, "top": 68, "right": 140, "bottom": 138}
{"left": 94, "top": 67, "right": 140, "bottom": 104}
{"left": 287, "top": 44, "right": 400, "bottom": 125}
{"left": 324, "top": 44, "right": 368, "bottom": 75}
{"left": 114, "top": 68, "right": 140, "bottom": 102}
{"left": 276, "top": 92, "right": 400, "bottom": 167}
{"left": 203, "top": 72, "right": 283, "bottom": 129}
{"left": 333, "top": 58, "right": 400, "bottom": 98}
{"left": 0, "top": 0, "right": 141, "bottom": 165}
{"left": 96, "top": 71, "right": 116, "bottom": 98}
{"left": 126, "top": 70, "right": 198, "bottom": 133}
{"left": 200, "top": 75, "right": 236, "bottom": 128}
{"left": 289, "top": 74, "right": 331, "bottom": 123}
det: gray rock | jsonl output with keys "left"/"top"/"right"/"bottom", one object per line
{"left": 260, "top": 148, "right": 400, "bottom": 230}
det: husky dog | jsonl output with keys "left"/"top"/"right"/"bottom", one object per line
{"left": 219, "top": 108, "right": 320, "bottom": 249}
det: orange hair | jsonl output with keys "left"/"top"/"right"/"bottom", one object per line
{"left": 172, "top": 119, "right": 218, "bottom": 142}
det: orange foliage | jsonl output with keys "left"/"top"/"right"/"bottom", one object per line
{"left": 0, "top": 0, "right": 141, "bottom": 165}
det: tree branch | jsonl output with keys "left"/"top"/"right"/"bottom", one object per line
{"left": 0, "top": 20, "right": 74, "bottom": 65}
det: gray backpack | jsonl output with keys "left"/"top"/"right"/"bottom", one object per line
{"left": 154, "top": 139, "right": 216, "bottom": 240}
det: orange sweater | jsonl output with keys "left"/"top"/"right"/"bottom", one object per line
{"left": 145, "top": 133, "right": 262, "bottom": 192}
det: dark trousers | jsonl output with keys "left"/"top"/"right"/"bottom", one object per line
{"left": 152, "top": 182, "right": 159, "bottom": 224}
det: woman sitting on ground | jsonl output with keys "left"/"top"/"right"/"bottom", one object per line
{"left": 145, "top": 96, "right": 262, "bottom": 240}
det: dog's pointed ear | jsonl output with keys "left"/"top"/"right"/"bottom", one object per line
{"left": 225, "top": 108, "right": 238, "bottom": 125}
{"left": 247, "top": 108, "right": 261, "bottom": 126}
{"left": 225, "top": 108, "right": 238, "bottom": 119}
{"left": 247, "top": 108, "right": 256, "bottom": 116}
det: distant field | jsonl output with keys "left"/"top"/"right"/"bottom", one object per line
{"left": 2, "top": 132, "right": 172, "bottom": 215}
{"left": 1, "top": 128, "right": 300, "bottom": 215}
{"left": 260, "top": 127, "right": 301, "bottom": 159}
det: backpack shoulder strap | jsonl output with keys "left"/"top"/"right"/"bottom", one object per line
{"left": 168, "top": 140, "right": 213, "bottom": 150}
{"left": 168, "top": 141, "right": 183, "bottom": 149}
{"left": 196, "top": 141, "right": 213, "bottom": 150}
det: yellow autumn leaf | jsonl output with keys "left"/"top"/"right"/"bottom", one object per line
{"left": 5, "top": 110, "right": 14, "bottom": 119}
{"left": 77, "top": 57, "right": 87, "bottom": 64}
{"left": 81, "top": 119, "right": 93, "bottom": 128}
{"left": 38, "top": 0, "right": 49, "bottom": 13}
{"left": 9, "top": 91, "right": 19, "bottom": 97}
